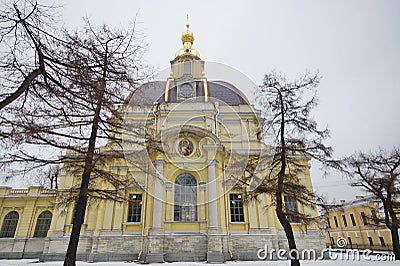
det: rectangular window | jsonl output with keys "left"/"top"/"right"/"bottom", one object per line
{"left": 127, "top": 194, "right": 142, "bottom": 222}
{"left": 284, "top": 196, "right": 299, "bottom": 223}
{"left": 333, "top": 216, "right": 339, "bottom": 227}
{"left": 342, "top": 215, "right": 348, "bottom": 227}
{"left": 368, "top": 236, "right": 374, "bottom": 246}
{"left": 327, "top": 217, "right": 331, "bottom": 228}
{"left": 379, "top": 236, "right": 385, "bottom": 246}
{"left": 371, "top": 210, "right": 378, "bottom": 224}
{"left": 349, "top": 213, "right": 356, "bottom": 226}
{"left": 230, "top": 194, "right": 244, "bottom": 222}
{"left": 360, "top": 212, "right": 368, "bottom": 225}
{"left": 184, "top": 61, "right": 191, "bottom": 74}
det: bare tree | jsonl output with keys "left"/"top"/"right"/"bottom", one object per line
{"left": 346, "top": 147, "right": 400, "bottom": 260}
{"left": 28, "top": 165, "right": 61, "bottom": 189}
{"left": 0, "top": 1, "right": 68, "bottom": 111}
{"left": 0, "top": 9, "right": 151, "bottom": 264}
{"left": 243, "top": 71, "right": 339, "bottom": 266}
{"left": 41, "top": 21, "right": 148, "bottom": 266}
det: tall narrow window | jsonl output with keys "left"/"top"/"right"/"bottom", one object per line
{"left": 349, "top": 213, "right": 356, "bottom": 226}
{"left": 284, "top": 196, "right": 299, "bottom": 223}
{"left": 368, "top": 236, "right": 374, "bottom": 246}
{"left": 184, "top": 60, "right": 191, "bottom": 74}
{"left": 360, "top": 212, "right": 368, "bottom": 225}
{"left": 379, "top": 236, "right": 385, "bottom": 246}
{"left": 342, "top": 215, "right": 348, "bottom": 227}
{"left": 33, "top": 211, "right": 52, "bottom": 238}
{"left": 127, "top": 194, "right": 142, "bottom": 222}
{"left": 0, "top": 211, "right": 19, "bottom": 238}
{"left": 174, "top": 173, "right": 197, "bottom": 222}
{"left": 230, "top": 194, "right": 245, "bottom": 222}
{"left": 327, "top": 217, "right": 331, "bottom": 228}
{"left": 347, "top": 236, "right": 352, "bottom": 247}
{"left": 333, "top": 216, "right": 339, "bottom": 227}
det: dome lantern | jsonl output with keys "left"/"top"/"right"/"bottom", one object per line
{"left": 172, "top": 21, "right": 201, "bottom": 63}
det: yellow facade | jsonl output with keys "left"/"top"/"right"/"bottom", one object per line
{"left": 0, "top": 24, "right": 324, "bottom": 262}
{"left": 0, "top": 187, "right": 55, "bottom": 258}
{"left": 322, "top": 196, "right": 398, "bottom": 251}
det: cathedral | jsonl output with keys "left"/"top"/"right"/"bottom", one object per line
{"left": 0, "top": 24, "right": 324, "bottom": 263}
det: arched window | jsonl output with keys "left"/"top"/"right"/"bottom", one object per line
{"left": 0, "top": 211, "right": 19, "bottom": 238}
{"left": 174, "top": 173, "right": 197, "bottom": 221}
{"left": 33, "top": 211, "right": 52, "bottom": 238}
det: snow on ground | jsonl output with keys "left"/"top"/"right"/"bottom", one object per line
{"left": 0, "top": 257, "right": 398, "bottom": 266}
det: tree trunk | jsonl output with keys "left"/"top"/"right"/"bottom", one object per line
{"left": 390, "top": 226, "right": 400, "bottom": 260}
{"left": 63, "top": 56, "right": 108, "bottom": 266}
{"left": 276, "top": 187, "right": 300, "bottom": 266}
{"left": 276, "top": 90, "right": 300, "bottom": 266}
{"left": 63, "top": 103, "right": 102, "bottom": 266}
{"left": 385, "top": 199, "right": 400, "bottom": 260}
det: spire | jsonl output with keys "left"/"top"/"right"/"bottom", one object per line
{"left": 181, "top": 15, "right": 194, "bottom": 45}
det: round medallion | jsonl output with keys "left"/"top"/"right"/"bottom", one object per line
{"left": 179, "top": 83, "right": 194, "bottom": 98}
{"left": 178, "top": 138, "right": 194, "bottom": 156}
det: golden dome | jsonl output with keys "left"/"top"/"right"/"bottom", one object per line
{"left": 181, "top": 23, "right": 194, "bottom": 44}
{"left": 172, "top": 23, "right": 201, "bottom": 62}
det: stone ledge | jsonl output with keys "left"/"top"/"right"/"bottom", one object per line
{"left": 145, "top": 253, "right": 164, "bottom": 263}
{"left": 207, "top": 252, "right": 225, "bottom": 263}
{"left": 164, "top": 252, "right": 206, "bottom": 262}
{"left": 0, "top": 252, "right": 23, "bottom": 259}
{"left": 40, "top": 253, "right": 89, "bottom": 262}
{"left": 91, "top": 253, "right": 138, "bottom": 262}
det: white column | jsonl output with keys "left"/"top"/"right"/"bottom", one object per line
{"left": 165, "top": 182, "right": 173, "bottom": 222}
{"left": 207, "top": 160, "right": 218, "bottom": 227}
{"left": 153, "top": 160, "right": 164, "bottom": 229}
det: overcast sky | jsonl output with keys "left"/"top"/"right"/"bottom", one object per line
{"left": 4, "top": 0, "right": 400, "bottom": 202}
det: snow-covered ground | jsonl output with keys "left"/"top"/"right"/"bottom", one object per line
{"left": 0, "top": 257, "right": 398, "bottom": 266}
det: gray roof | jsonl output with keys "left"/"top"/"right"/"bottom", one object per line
{"left": 126, "top": 80, "right": 250, "bottom": 106}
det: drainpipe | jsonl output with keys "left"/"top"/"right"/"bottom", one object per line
{"left": 152, "top": 102, "right": 159, "bottom": 134}
{"left": 137, "top": 163, "right": 149, "bottom": 261}
{"left": 214, "top": 102, "right": 219, "bottom": 136}
{"left": 223, "top": 168, "right": 233, "bottom": 259}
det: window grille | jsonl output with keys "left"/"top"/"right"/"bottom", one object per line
{"left": 0, "top": 211, "right": 19, "bottom": 238}
{"left": 33, "top": 211, "right": 52, "bottom": 238}
{"left": 230, "top": 194, "right": 245, "bottom": 222}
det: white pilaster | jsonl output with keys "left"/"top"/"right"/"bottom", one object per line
{"left": 153, "top": 160, "right": 164, "bottom": 229}
{"left": 207, "top": 160, "right": 218, "bottom": 227}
